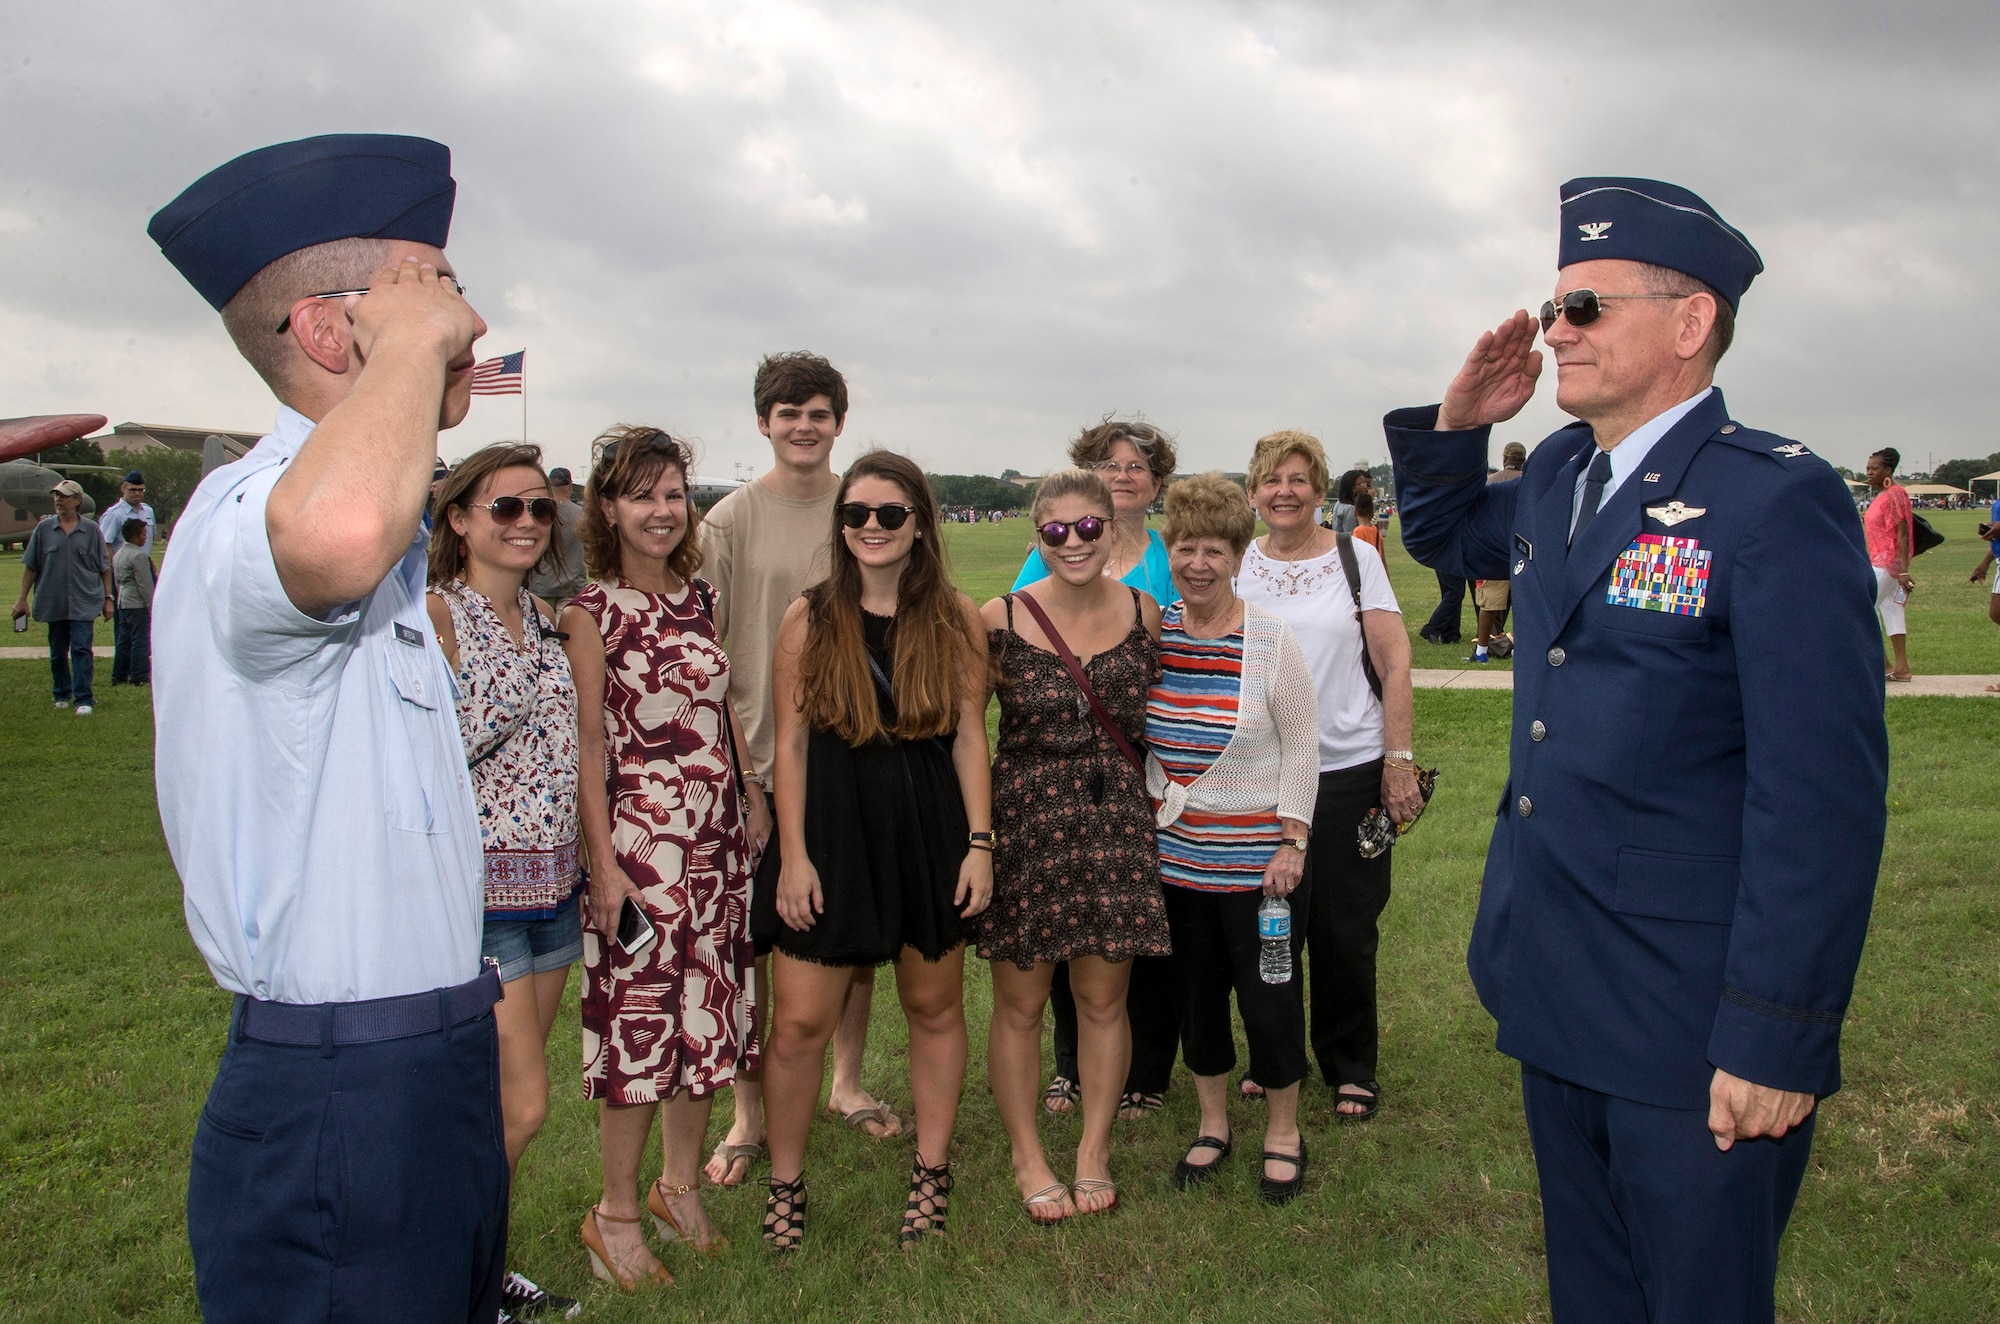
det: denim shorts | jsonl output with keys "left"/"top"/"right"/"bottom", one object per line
{"left": 481, "top": 904, "right": 583, "bottom": 984}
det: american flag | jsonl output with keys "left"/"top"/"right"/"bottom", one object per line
{"left": 470, "top": 350, "right": 525, "bottom": 396}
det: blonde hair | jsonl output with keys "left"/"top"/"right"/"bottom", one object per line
{"left": 1245, "top": 429, "right": 1331, "bottom": 497}
{"left": 1162, "top": 472, "right": 1256, "bottom": 556}
{"left": 1030, "top": 467, "right": 1115, "bottom": 524}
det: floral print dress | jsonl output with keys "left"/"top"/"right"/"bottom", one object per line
{"left": 975, "top": 589, "right": 1171, "bottom": 970}
{"left": 572, "top": 579, "right": 758, "bottom": 1104}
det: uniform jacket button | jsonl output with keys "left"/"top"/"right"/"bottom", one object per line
{"left": 1517, "top": 795, "right": 1533, "bottom": 817}
{"left": 1547, "top": 646, "right": 1566, "bottom": 666}
{"left": 1530, "top": 720, "right": 1546, "bottom": 741}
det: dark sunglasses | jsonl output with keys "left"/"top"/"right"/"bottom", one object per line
{"left": 468, "top": 496, "right": 558, "bottom": 525}
{"left": 1037, "top": 515, "right": 1106, "bottom": 546}
{"left": 839, "top": 502, "right": 915, "bottom": 531}
{"left": 1537, "top": 288, "right": 1686, "bottom": 333}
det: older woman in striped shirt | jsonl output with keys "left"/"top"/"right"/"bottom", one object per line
{"left": 1144, "top": 473, "right": 1320, "bottom": 1204}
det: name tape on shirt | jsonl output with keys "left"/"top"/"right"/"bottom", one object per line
{"left": 394, "top": 622, "right": 424, "bottom": 648}
{"left": 1607, "top": 535, "right": 1711, "bottom": 618}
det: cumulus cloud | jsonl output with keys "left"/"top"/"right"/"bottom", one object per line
{"left": 2, "top": 0, "right": 1995, "bottom": 477}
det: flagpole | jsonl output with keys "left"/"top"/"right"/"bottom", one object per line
{"left": 521, "top": 350, "right": 529, "bottom": 443}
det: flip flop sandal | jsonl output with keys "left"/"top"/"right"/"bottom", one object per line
{"left": 1335, "top": 1080, "right": 1381, "bottom": 1122}
{"left": 830, "top": 1100, "right": 903, "bottom": 1138}
{"left": 1172, "top": 1132, "right": 1234, "bottom": 1190}
{"left": 1022, "top": 1182, "right": 1073, "bottom": 1225}
{"left": 1258, "top": 1138, "right": 1309, "bottom": 1206}
{"left": 707, "top": 1139, "right": 766, "bottom": 1186}
{"left": 1071, "top": 1177, "right": 1119, "bottom": 1216}
{"left": 1043, "top": 1075, "right": 1080, "bottom": 1114}
{"left": 1238, "top": 1076, "right": 1267, "bottom": 1101}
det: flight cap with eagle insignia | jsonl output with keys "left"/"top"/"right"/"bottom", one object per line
{"left": 1558, "top": 177, "right": 1763, "bottom": 310}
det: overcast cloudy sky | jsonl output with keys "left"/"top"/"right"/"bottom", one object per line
{"left": 4, "top": 1, "right": 1995, "bottom": 480}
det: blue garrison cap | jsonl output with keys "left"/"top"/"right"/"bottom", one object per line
{"left": 148, "top": 134, "right": 456, "bottom": 310}
{"left": 1558, "top": 178, "right": 1763, "bottom": 309}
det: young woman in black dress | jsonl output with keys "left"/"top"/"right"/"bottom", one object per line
{"left": 976, "top": 468, "right": 1168, "bottom": 1222}
{"left": 755, "top": 451, "right": 994, "bottom": 1250}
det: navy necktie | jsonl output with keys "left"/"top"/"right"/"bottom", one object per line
{"left": 1571, "top": 449, "right": 1613, "bottom": 546}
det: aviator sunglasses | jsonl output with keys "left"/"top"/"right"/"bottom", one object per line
{"left": 468, "top": 495, "right": 559, "bottom": 525}
{"left": 1037, "top": 515, "right": 1106, "bottom": 547}
{"left": 839, "top": 502, "right": 916, "bottom": 531}
{"left": 1538, "top": 288, "right": 1687, "bottom": 333}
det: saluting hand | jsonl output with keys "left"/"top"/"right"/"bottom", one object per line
{"left": 1437, "top": 310, "right": 1543, "bottom": 432}
{"left": 345, "top": 256, "right": 482, "bottom": 370}
{"left": 1707, "top": 1067, "right": 1816, "bottom": 1151}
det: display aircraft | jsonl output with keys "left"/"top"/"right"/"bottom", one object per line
{"left": 1, "top": 414, "right": 113, "bottom": 548}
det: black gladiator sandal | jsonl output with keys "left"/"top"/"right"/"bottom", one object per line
{"left": 899, "top": 1157, "right": 954, "bottom": 1248}
{"left": 763, "top": 1174, "right": 807, "bottom": 1252}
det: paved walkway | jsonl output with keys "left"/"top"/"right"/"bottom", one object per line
{"left": 1410, "top": 667, "right": 2000, "bottom": 697}
{"left": 5, "top": 649, "right": 1996, "bottom": 696}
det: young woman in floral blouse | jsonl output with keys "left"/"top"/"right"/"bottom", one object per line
{"left": 426, "top": 442, "right": 582, "bottom": 1318}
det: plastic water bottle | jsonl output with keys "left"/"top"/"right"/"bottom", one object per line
{"left": 1258, "top": 895, "right": 1293, "bottom": 984}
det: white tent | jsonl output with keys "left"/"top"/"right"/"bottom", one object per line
{"left": 1902, "top": 483, "right": 1970, "bottom": 497}
{"left": 1969, "top": 470, "right": 2000, "bottom": 499}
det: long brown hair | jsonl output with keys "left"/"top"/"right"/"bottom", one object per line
{"left": 578, "top": 425, "right": 704, "bottom": 585}
{"left": 797, "top": 451, "right": 979, "bottom": 745}
{"left": 426, "top": 442, "right": 560, "bottom": 587}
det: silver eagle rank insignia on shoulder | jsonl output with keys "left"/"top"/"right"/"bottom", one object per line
{"left": 1771, "top": 443, "right": 1812, "bottom": 458}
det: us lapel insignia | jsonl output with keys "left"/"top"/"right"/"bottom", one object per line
{"left": 1771, "top": 443, "right": 1811, "bottom": 458}
{"left": 1642, "top": 472, "right": 1662, "bottom": 483}
{"left": 1644, "top": 500, "right": 1708, "bottom": 528}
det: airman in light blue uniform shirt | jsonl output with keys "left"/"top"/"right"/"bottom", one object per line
{"left": 154, "top": 404, "right": 482, "bottom": 1005}
{"left": 147, "top": 132, "right": 511, "bottom": 1324}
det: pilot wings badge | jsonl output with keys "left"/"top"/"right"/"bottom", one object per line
{"left": 1644, "top": 500, "right": 1708, "bottom": 528}
{"left": 1771, "top": 443, "right": 1812, "bottom": 458}
{"left": 1577, "top": 221, "right": 1613, "bottom": 242}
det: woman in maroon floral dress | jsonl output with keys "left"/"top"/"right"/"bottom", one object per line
{"left": 560, "top": 427, "right": 771, "bottom": 1290}
{"left": 976, "top": 467, "right": 1167, "bottom": 1224}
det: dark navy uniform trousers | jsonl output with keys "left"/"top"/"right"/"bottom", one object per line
{"left": 1523, "top": 1065, "right": 1815, "bottom": 1324}
{"left": 188, "top": 992, "right": 509, "bottom": 1323}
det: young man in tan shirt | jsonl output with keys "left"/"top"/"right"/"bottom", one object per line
{"left": 701, "top": 351, "right": 903, "bottom": 1184}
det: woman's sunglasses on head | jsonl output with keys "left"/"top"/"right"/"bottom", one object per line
{"left": 1537, "top": 289, "right": 1687, "bottom": 333}
{"left": 1038, "top": 515, "right": 1106, "bottom": 547}
{"left": 839, "top": 502, "right": 916, "bottom": 531}
{"left": 468, "top": 496, "right": 558, "bottom": 525}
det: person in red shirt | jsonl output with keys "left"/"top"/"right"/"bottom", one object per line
{"left": 1862, "top": 447, "right": 1915, "bottom": 681}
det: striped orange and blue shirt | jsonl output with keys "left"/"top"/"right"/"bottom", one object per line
{"left": 1146, "top": 606, "right": 1283, "bottom": 891}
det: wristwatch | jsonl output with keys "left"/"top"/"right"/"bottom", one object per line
{"left": 1283, "top": 836, "right": 1309, "bottom": 853}
{"left": 1383, "top": 749, "right": 1415, "bottom": 763}
{"left": 968, "top": 830, "right": 996, "bottom": 850}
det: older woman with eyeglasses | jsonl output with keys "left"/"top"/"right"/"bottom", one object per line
{"left": 1010, "top": 417, "right": 1181, "bottom": 1122}
{"left": 1146, "top": 472, "right": 1319, "bottom": 1204}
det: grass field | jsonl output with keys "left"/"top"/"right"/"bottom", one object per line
{"left": 2, "top": 517, "right": 1996, "bottom": 1321}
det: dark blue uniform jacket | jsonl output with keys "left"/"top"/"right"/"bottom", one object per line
{"left": 1387, "top": 389, "right": 1887, "bottom": 1110}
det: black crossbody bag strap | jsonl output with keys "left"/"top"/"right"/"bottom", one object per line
{"left": 1335, "top": 533, "right": 1384, "bottom": 703}
{"left": 692, "top": 578, "right": 749, "bottom": 801}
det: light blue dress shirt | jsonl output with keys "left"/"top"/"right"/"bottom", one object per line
{"left": 97, "top": 498, "right": 155, "bottom": 553}
{"left": 1569, "top": 387, "right": 1713, "bottom": 535}
{"left": 1011, "top": 525, "right": 1178, "bottom": 606}
{"left": 153, "top": 406, "right": 483, "bottom": 1004}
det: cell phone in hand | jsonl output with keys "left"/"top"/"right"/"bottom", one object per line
{"left": 616, "top": 896, "right": 657, "bottom": 956}
{"left": 11, "top": 611, "right": 26, "bottom": 633}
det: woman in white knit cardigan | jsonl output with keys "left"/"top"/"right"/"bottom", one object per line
{"left": 1143, "top": 473, "right": 1321, "bottom": 1204}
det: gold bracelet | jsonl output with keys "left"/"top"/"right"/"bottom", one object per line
{"left": 1384, "top": 757, "right": 1417, "bottom": 771}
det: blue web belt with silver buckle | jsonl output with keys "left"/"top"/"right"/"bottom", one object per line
{"left": 233, "top": 959, "right": 503, "bottom": 1046}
